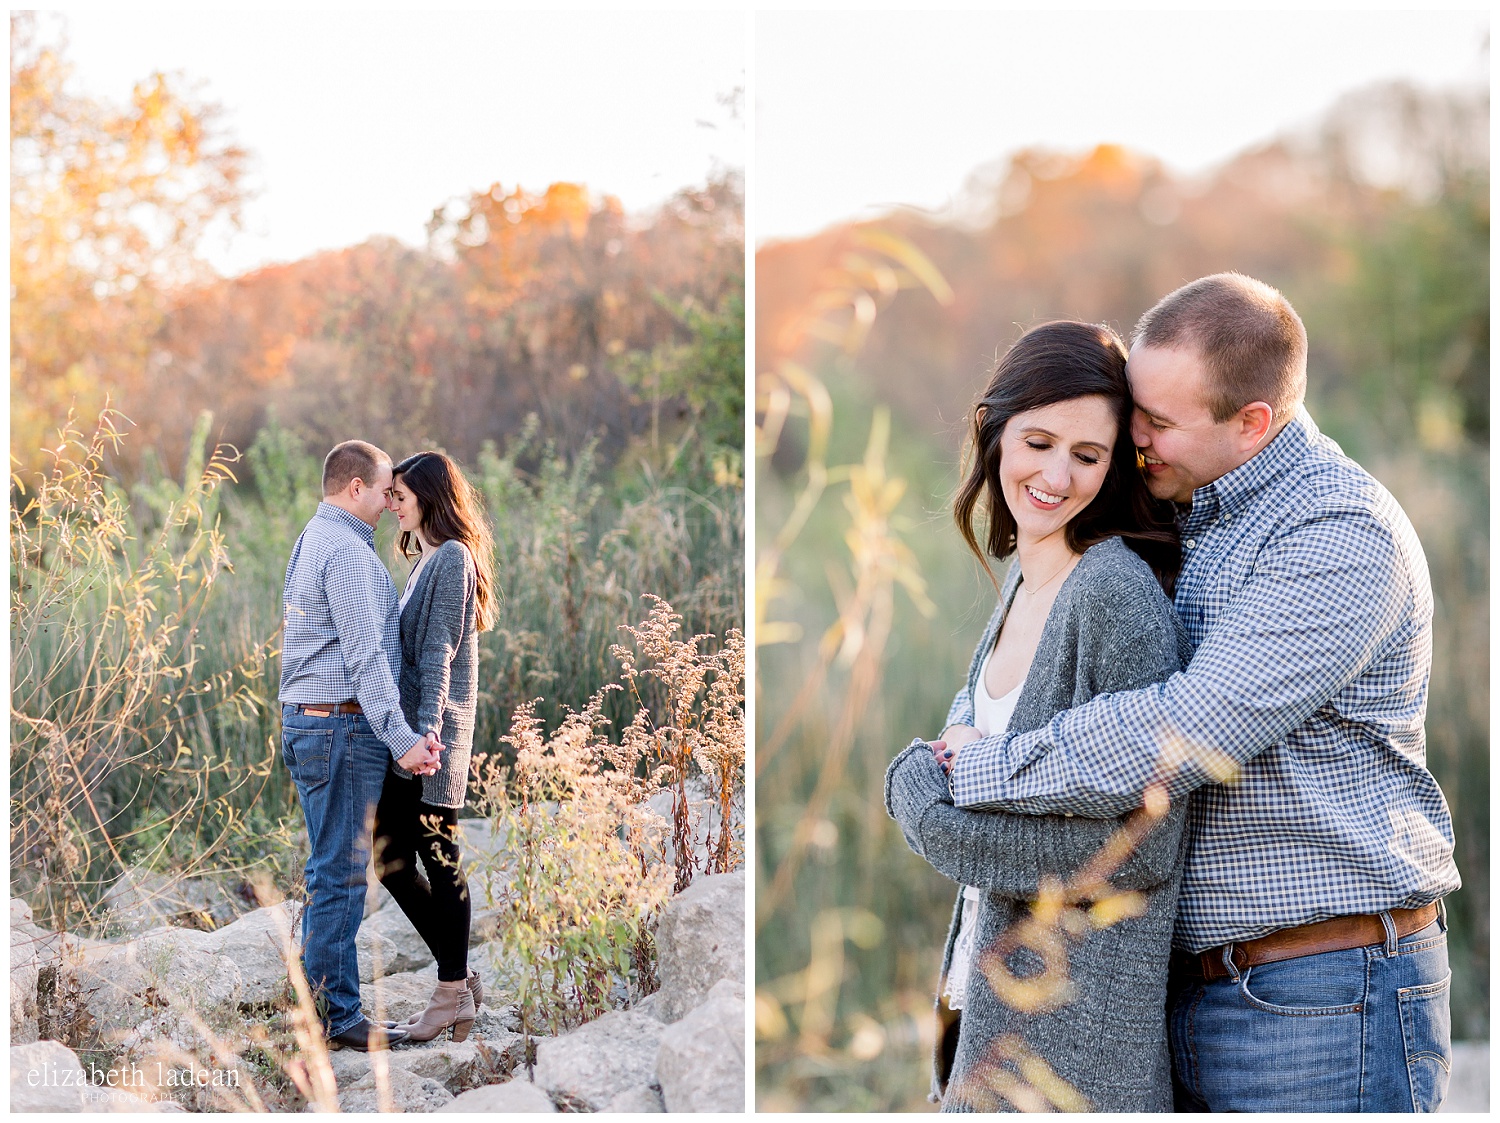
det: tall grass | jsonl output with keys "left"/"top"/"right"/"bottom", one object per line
{"left": 10, "top": 409, "right": 743, "bottom": 934}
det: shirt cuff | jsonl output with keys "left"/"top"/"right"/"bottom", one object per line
{"left": 390, "top": 727, "right": 421, "bottom": 761}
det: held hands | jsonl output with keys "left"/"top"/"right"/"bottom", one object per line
{"left": 930, "top": 724, "right": 982, "bottom": 775}
{"left": 397, "top": 732, "right": 445, "bottom": 777}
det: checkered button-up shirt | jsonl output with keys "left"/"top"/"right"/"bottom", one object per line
{"left": 948, "top": 411, "right": 1461, "bottom": 950}
{"left": 279, "top": 503, "right": 420, "bottom": 761}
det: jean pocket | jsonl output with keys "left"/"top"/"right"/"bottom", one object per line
{"left": 282, "top": 726, "right": 333, "bottom": 791}
{"left": 1398, "top": 973, "right": 1451, "bottom": 1111}
{"left": 1235, "top": 953, "right": 1365, "bottom": 1016}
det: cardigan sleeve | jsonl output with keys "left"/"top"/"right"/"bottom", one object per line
{"left": 886, "top": 742, "right": 1185, "bottom": 894}
{"left": 889, "top": 551, "right": 1191, "bottom": 897}
{"left": 414, "top": 542, "right": 474, "bottom": 741}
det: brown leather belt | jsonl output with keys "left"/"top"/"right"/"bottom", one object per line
{"left": 1177, "top": 903, "right": 1439, "bottom": 981}
{"left": 290, "top": 700, "right": 362, "bottom": 717}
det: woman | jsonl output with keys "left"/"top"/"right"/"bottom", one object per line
{"left": 373, "top": 450, "right": 498, "bottom": 1043}
{"left": 885, "top": 321, "right": 1192, "bottom": 1112}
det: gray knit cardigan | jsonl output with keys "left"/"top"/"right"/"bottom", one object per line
{"left": 395, "top": 540, "right": 479, "bottom": 808}
{"left": 885, "top": 536, "right": 1193, "bottom": 1113}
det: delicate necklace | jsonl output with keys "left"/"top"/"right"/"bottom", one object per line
{"left": 1018, "top": 554, "right": 1076, "bottom": 598}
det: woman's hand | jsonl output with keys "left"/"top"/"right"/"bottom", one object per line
{"left": 932, "top": 724, "right": 982, "bottom": 774}
{"left": 397, "top": 732, "right": 444, "bottom": 777}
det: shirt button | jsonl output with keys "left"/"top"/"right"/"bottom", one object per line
{"left": 1065, "top": 811, "right": 1074, "bottom": 817}
{"left": 1185, "top": 538, "right": 1197, "bottom": 549}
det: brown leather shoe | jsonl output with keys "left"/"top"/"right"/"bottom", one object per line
{"left": 329, "top": 1018, "right": 408, "bottom": 1051}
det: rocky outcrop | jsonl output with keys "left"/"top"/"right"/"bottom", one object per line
{"left": 65, "top": 928, "right": 245, "bottom": 1045}
{"left": 602, "top": 1083, "right": 667, "bottom": 1111}
{"left": 358, "top": 904, "right": 436, "bottom": 974}
{"left": 100, "top": 867, "right": 248, "bottom": 937}
{"left": 11, "top": 901, "right": 45, "bottom": 1045}
{"left": 326, "top": 1032, "right": 523, "bottom": 1095}
{"left": 436, "top": 1079, "right": 556, "bottom": 1112}
{"left": 532, "top": 1010, "right": 665, "bottom": 1111}
{"left": 11, "top": 1040, "right": 87, "bottom": 1112}
{"left": 335, "top": 1066, "right": 453, "bottom": 1112}
{"left": 657, "top": 979, "right": 745, "bottom": 1111}
{"left": 15, "top": 832, "right": 747, "bottom": 1114}
{"left": 192, "top": 905, "right": 298, "bottom": 1007}
{"left": 653, "top": 870, "right": 745, "bottom": 1022}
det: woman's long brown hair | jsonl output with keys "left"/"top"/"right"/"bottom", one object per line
{"left": 392, "top": 451, "right": 499, "bottom": 631}
{"left": 954, "top": 321, "right": 1181, "bottom": 593}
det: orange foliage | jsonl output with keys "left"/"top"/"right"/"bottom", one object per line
{"left": 757, "top": 138, "right": 1377, "bottom": 438}
{"left": 10, "top": 14, "right": 246, "bottom": 474}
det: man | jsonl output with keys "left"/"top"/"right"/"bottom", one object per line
{"left": 280, "top": 440, "right": 444, "bottom": 1051}
{"left": 938, "top": 274, "right": 1460, "bottom": 1112}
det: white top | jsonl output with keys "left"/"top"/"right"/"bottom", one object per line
{"left": 398, "top": 540, "right": 473, "bottom": 612}
{"left": 944, "top": 648, "right": 1024, "bottom": 1013}
{"left": 973, "top": 660, "right": 1024, "bottom": 741}
{"left": 398, "top": 550, "right": 431, "bottom": 611}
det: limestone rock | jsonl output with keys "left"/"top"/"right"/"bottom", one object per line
{"left": 364, "top": 968, "right": 440, "bottom": 1024}
{"left": 393, "top": 1039, "right": 486, "bottom": 1094}
{"left": 654, "top": 871, "right": 745, "bottom": 1022}
{"left": 436, "top": 1079, "right": 556, "bottom": 1112}
{"left": 601, "top": 1083, "right": 666, "bottom": 1112}
{"left": 335, "top": 1066, "right": 453, "bottom": 1112}
{"left": 357, "top": 906, "right": 435, "bottom": 974}
{"left": 11, "top": 1040, "right": 86, "bottom": 1111}
{"left": 11, "top": 902, "right": 45, "bottom": 1045}
{"left": 356, "top": 925, "right": 403, "bottom": 982}
{"left": 532, "top": 1011, "right": 664, "bottom": 1112}
{"left": 657, "top": 978, "right": 745, "bottom": 1112}
{"left": 64, "top": 929, "right": 244, "bottom": 1044}
{"left": 328, "top": 1034, "right": 521, "bottom": 1097}
{"left": 402, "top": 1034, "right": 523, "bottom": 1093}
{"left": 196, "top": 904, "right": 299, "bottom": 1006}
{"left": 631, "top": 991, "right": 662, "bottom": 1022}
{"left": 100, "top": 867, "right": 246, "bottom": 937}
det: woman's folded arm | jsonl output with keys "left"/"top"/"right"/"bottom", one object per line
{"left": 886, "top": 740, "right": 1185, "bottom": 896}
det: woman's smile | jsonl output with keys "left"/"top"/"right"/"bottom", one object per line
{"left": 1024, "top": 484, "right": 1068, "bottom": 508}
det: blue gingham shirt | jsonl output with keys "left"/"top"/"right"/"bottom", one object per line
{"left": 279, "top": 503, "right": 420, "bottom": 761}
{"left": 949, "top": 411, "right": 1461, "bottom": 950}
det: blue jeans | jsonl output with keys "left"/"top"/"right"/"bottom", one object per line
{"left": 1169, "top": 914, "right": 1451, "bottom": 1112}
{"left": 281, "top": 705, "right": 390, "bottom": 1037}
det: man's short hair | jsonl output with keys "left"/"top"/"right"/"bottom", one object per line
{"left": 322, "top": 440, "right": 391, "bottom": 496}
{"left": 1132, "top": 273, "right": 1307, "bottom": 423}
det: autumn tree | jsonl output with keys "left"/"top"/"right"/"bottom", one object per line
{"left": 10, "top": 13, "right": 246, "bottom": 477}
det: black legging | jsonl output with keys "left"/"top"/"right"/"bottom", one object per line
{"left": 372, "top": 769, "right": 470, "bottom": 982}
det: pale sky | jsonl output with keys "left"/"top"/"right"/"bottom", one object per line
{"left": 757, "top": 10, "right": 1489, "bottom": 244}
{"left": 45, "top": 10, "right": 746, "bottom": 276}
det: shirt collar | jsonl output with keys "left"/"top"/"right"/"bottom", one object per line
{"left": 315, "top": 501, "right": 377, "bottom": 546}
{"left": 1191, "top": 407, "right": 1317, "bottom": 517}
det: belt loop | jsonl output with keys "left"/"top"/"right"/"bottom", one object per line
{"left": 1378, "top": 911, "right": 1399, "bottom": 955}
{"left": 1220, "top": 944, "right": 1241, "bottom": 982}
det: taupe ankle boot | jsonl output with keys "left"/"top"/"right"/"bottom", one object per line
{"left": 382, "top": 970, "right": 482, "bottom": 1032}
{"left": 403, "top": 979, "right": 476, "bottom": 1043}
